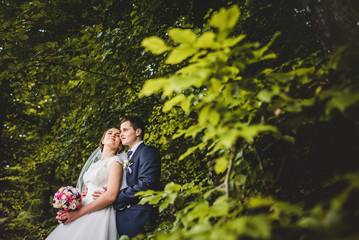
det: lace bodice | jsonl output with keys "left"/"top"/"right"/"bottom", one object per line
{"left": 82, "top": 156, "right": 124, "bottom": 204}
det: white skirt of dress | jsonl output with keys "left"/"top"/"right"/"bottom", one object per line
{"left": 46, "top": 199, "right": 118, "bottom": 240}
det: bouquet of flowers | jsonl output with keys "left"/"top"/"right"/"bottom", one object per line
{"left": 52, "top": 186, "right": 82, "bottom": 211}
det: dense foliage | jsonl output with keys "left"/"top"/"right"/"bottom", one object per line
{"left": 1, "top": 0, "right": 358, "bottom": 239}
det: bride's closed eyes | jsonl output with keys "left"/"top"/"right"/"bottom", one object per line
{"left": 107, "top": 131, "right": 121, "bottom": 137}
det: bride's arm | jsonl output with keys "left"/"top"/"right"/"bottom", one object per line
{"left": 59, "top": 161, "right": 123, "bottom": 224}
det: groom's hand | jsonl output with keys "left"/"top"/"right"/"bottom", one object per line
{"left": 82, "top": 187, "right": 88, "bottom": 198}
{"left": 92, "top": 186, "right": 107, "bottom": 200}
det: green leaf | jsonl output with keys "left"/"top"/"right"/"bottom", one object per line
{"left": 168, "top": 28, "right": 197, "bottom": 45}
{"left": 19, "top": 34, "right": 29, "bottom": 41}
{"left": 238, "top": 124, "right": 277, "bottom": 143}
{"left": 325, "top": 88, "right": 359, "bottom": 114}
{"left": 247, "top": 197, "right": 275, "bottom": 208}
{"left": 163, "top": 94, "right": 186, "bottom": 112}
{"left": 199, "top": 105, "right": 211, "bottom": 125}
{"left": 209, "top": 5, "right": 240, "bottom": 32}
{"left": 180, "top": 97, "right": 191, "bottom": 113}
{"left": 291, "top": 66, "right": 315, "bottom": 76}
{"left": 214, "top": 156, "right": 228, "bottom": 174}
{"left": 261, "top": 53, "right": 277, "bottom": 60}
{"left": 221, "top": 35, "right": 246, "bottom": 48}
{"left": 159, "top": 201, "right": 169, "bottom": 213}
{"left": 139, "top": 78, "right": 169, "bottom": 97}
{"left": 194, "top": 32, "right": 219, "bottom": 49}
{"left": 282, "top": 135, "right": 295, "bottom": 143}
{"left": 209, "top": 109, "right": 220, "bottom": 125}
{"left": 210, "top": 195, "right": 229, "bottom": 217}
{"left": 182, "top": 124, "right": 205, "bottom": 138}
{"left": 208, "top": 78, "right": 223, "bottom": 96}
{"left": 220, "top": 128, "right": 239, "bottom": 148}
{"left": 164, "top": 182, "right": 182, "bottom": 193}
{"left": 258, "top": 89, "right": 273, "bottom": 102}
{"left": 169, "top": 75, "right": 198, "bottom": 91}
{"left": 166, "top": 45, "right": 197, "bottom": 64}
{"left": 138, "top": 194, "right": 162, "bottom": 205}
{"left": 178, "top": 142, "right": 207, "bottom": 161}
{"left": 182, "top": 201, "right": 209, "bottom": 226}
{"left": 141, "top": 36, "right": 171, "bottom": 54}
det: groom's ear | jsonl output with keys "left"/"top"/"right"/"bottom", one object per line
{"left": 135, "top": 128, "right": 142, "bottom": 137}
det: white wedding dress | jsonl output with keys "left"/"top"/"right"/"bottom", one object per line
{"left": 46, "top": 154, "right": 127, "bottom": 240}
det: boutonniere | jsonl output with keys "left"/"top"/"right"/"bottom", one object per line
{"left": 124, "top": 159, "right": 130, "bottom": 168}
{"left": 125, "top": 150, "right": 134, "bottom": 174}
{"left": 125, "top": 159, "right": 133, "bottom": 174}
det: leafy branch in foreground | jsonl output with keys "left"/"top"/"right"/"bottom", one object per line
{"left": 137, "top": 5, "right": 359, "bottom": 240}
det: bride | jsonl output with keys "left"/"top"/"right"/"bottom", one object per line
{"left": 46, "top": 127, "right": 127, "bottom": 240}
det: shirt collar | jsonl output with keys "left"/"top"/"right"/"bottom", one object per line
{"left": 129, "top": 140, "right": 143, "bottom": 159}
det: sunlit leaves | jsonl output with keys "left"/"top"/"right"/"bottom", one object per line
{"left": 139, "top": 78, "right": 169, "bottom": 96}
{"left": 163, "top": 94, "right": 186, "bottom": 112}
{"left": 222, "top": 35, "right": 246, "bottom": 49}
{"left": 138, "top": 182, "right": 183, "bottom": 213}
{"left": 214, "top": 156, "right": 228, "bottom": 173}
{"left": 141, "top": 36, "right": 171, "bottom": 54}
{"left": 322, "top": 87, "right": 359, "bottom": 115}
{"left": 134, "top": 3, "right": 359, "bottom": 239}
{"left": 178, "top": 142, "right": 207, "bottom": 161}
{"left": 209, "top": 5, "right": 240, "bottom": 34}
{"left": 166, "top": 46, "right": 197, "bottom": 64}
{"left": 168, "top": 29, "right": 197, "bottom": 45}
{"left": 4, "top": 0, "right": 359, "bottom": 239}
{"left": 194, "top": 32, "right": 219, "bottom": 49}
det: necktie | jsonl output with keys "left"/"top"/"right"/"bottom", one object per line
{"left": 127, "top": 150, "right": 133, "bottom": 159}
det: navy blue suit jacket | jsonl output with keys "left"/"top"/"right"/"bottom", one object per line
{"left": 113, "top": 143, "right": 161, "bottom": 237}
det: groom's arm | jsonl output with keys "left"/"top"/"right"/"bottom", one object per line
{"left": 114, "top": 145, "right": 161, "bottom": 209}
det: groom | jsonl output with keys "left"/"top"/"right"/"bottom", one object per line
{"left": 113, "top": 116, "right": 161, "bottom": 237}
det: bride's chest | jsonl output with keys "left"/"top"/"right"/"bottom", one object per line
{"left": 83, "top": 161, "right": 110, "bottom": 186}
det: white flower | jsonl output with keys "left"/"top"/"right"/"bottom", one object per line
{"left": 124, "top": 159, "right": 130, "bottom": 168}
{"left": 69, "top": 203, "right": 76, "bottom": 210}
{"left": 53, "top": 201, "right": 62, "bottom": 208}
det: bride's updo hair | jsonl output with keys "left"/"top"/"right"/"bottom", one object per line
{"left": 99, "top": 127, "right": 122, "bottom": 154}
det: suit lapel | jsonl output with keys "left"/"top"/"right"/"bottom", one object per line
{"left": 130, "top": 142, "right": 145, "bottom": 164}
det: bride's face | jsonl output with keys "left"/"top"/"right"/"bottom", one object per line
{"left": 102, "top": 128, "right": 121, "bottom": 149}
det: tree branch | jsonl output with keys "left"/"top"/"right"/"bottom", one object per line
{"left": 73, "top": 66, "right": 139, "bottom": 93}
{"left": 254, "top": 145, "right": 271, "bottom": 194}
{"left": 44, "top": 59, "right": 140, "bottom": 93}
{"left": 267, "top": 155, "right": 287, "bottom": 191}
{"left": 225, "top": 153, "right": 234, "bottom": 198}
{"left": 253, "top": 145, "right": 264, "bottom": 172}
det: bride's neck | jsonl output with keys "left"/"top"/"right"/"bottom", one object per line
{"left": 101, "top": 146, "right": 116, "bottom": 160}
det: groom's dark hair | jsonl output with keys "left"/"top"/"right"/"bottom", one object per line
{"left": 121, "top": 116, "right": 146, "bottom": 140}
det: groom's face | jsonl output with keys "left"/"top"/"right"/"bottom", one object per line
{"left": 120, "top": 120, "right": 141, "bottom": 148}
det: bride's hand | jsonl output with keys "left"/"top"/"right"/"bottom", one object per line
{"left": 56, "top": 210, "right": 81, "bottom": 225}
{"left": 55, "top": 210, "right": 63, "bottom": 224}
